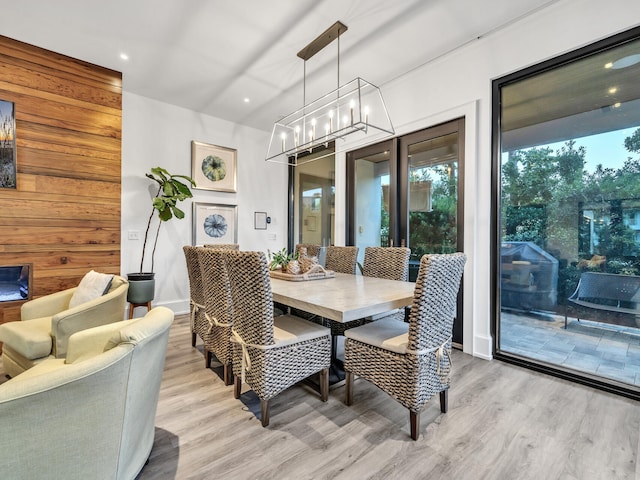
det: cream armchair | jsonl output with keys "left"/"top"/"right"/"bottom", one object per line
{"left": 0, "top": 274, "right": 129, "bottom": 377}
{"left": 0, "top": 307, "right": 174, "bottom": 480}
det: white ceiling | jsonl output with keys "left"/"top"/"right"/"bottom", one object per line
{"left": 2, "top": 0, "right": 558, "bottom": 132}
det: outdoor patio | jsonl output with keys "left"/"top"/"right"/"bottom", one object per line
{"left": 500, "top": 309, "right": 640, "bottom": 386}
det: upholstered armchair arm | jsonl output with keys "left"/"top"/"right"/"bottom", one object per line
{"left": 51, "top": 283, "right": 129, "bottom": 358}
{"left": 20, "top": 288, "right": 75, "bottom": 321}
{"left": 65, "top": 319, "right": 132, "bottom": 364}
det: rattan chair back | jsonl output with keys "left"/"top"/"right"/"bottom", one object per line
{"left": 183, "top": 246, "right": 206, "bottom": 346}
{"left": 197, "top": 248, "right": 233, "bottom": 328}
{"left": 224, "top": 251, "right": 275, "bottom": 346}
{"left": 407, "top": 253, "right": 466, "bottom": 352}
{"left": 196, "top": 247, "right": 235, "bottom": 381}
{"left": 325, "top": 246, "right": 359, "bottom": 274}
{"left": 183, "top": 245, "right": 206, "bottom": 308}
{"left": 362, "top": 246, "right": 411, "bottom": 281}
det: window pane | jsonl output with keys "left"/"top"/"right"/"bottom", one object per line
{"left": 293, "top": 153, "right": 335, "bottom": 247}
{"left": 408, "top": 132, "right": 459, "bottom": 262}
{"left": 355, "top": 155, "right": 390, "bottom": 251}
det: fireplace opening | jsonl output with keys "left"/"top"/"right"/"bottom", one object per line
{"left": 0, "top": 264, "right": 32, "bottom": 302}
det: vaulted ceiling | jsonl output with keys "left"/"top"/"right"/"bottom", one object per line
{"left": 2, "top": 0, "right": 559, "bottom": 132}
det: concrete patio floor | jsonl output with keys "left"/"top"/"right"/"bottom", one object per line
{"left": 500, "top": 309, "right": 640, "bottom": 386}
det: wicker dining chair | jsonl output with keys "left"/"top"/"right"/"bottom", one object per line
{"left": 362, "top": 246, "right": 411, "bottom": 281}
{"left": 360, "top": 246, "right": 411, "bottom": 323}
{"left": 225, "top": 250, "right": 331, "bottom": 427}
{"left": 203, "top": 244, "right": 240, "bottom": 250}
{"left": 325, "top": 246, "right": 359, "bottom": 274}
{"left": 344, "top": 252, "right": 466, "bottom": 440}
{"left": 313, "top": 245, "right": 362, "bottom": 359}
{"left": 197, "top": 247, "right": 235, "bottom": 385}
{"left": 183, "top": 246, "right": 206, "bottom": 348}
{"left": 294, "top": 243, "right": 321, "bottom": 259}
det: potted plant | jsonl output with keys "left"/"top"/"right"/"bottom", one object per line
{"left": 268, "top": 248, "right": 299, "bottom": 274}
{"left": 128, "top": 167, "right": 196, "bottom": 305}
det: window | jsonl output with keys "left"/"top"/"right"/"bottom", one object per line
{"left": 288, "top": 147, "right": 335, "bottom": 251}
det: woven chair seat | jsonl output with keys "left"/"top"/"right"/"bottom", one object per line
{"left": 344, "top": 317, "right": 408, "bottom": 354}
{"left": 273, "top": 314, "right": 331, "bottom": 346}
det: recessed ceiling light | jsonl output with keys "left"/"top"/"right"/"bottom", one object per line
{"left": 120, "top": 53, "right": 129, "bottom": 61}
{"left": 243, "top": 98, "right": 250, "bottom": 103}
{"left": 610, "top": 54, "right": 640, "bottom": 70}
{"left": 608, "top": 87, "right": 618, "bottom": 94}
{"left": 604, "top": 62, "right": 613, "bottom": 69}
{"left": 613, "top": 102, "right": 621, "bottom": 108}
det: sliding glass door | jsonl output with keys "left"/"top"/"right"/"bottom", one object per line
{"left": 347, "top": 119, "right": 465, "bottom": 345}
{"left": 493, "top": 27, "right": 640, "bottom": 397}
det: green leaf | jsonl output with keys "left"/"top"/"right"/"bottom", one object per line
{"left": 163, "top": 182, "right": 176, "bottom": 196}
{"left": 151, "top": 166, "right": 170, "bottom": 178}
{"left": 172, "top": 179, "right": 194, "bottom": 197}
{"left": 171, "top": 205, "right": 185, "bottom": 219}
{"left": 145, "top": 173, "right": 162, "bottom": 185}
{"left": 152, "top": 197, "right": 165, "bottom": 210}
{"left": 172, "top": 175, "right": 197, "bottom": 187}
{"left": 158, "top": 207, "right": 172, "bottom": 221}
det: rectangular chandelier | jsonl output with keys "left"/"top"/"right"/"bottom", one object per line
{"left": 266, "top": 77, "right": 393, "bottom": 165}
{"left": 265, "top": 21, "right": 394, "bottom": 166}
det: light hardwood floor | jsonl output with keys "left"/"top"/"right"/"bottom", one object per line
{"left": 2, "top": 314, "right": 638, "bottom": 479}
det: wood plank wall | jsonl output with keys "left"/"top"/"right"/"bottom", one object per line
{"left": 0, "top": 35, "right": 122, "bottom": 326}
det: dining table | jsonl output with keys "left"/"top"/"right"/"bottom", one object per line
{"left": 269, "top": 272, "right": 416, "bottom": 385}
{"left": 270, "top": 272, "right": 416, "bottom": 323}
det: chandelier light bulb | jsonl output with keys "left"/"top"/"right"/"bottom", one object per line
{"left": 349, "top": 99, "right": 355, "bottom": 126}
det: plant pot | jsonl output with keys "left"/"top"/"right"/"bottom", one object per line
{"left": 127, "top": 272, "right": 155, "bottom": 304}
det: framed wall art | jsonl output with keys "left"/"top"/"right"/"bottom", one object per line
{"left": 191, "top": 140, "right": 237, "bottom": 192}
{"left": 0, "top": 100, "right": 16, "bottom": 189}
{"left": 254, "top": 211, "right": 268, "bottom": 230}
{"left": 193, "top": 202, "right": 238, "bottom": 246}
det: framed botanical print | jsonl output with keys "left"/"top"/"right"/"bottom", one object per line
{"left": 191, "top": 140, "right": 237, "bottom": 192}
{"left": 193, "top": 202, "right": 238, "bottom": 246}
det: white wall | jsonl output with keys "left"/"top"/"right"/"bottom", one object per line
{"left": 121, "top": 93, "right": 288, "bottom": 315}
{"left": 120, "top": 0, "right": 640, "bottom": 358}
